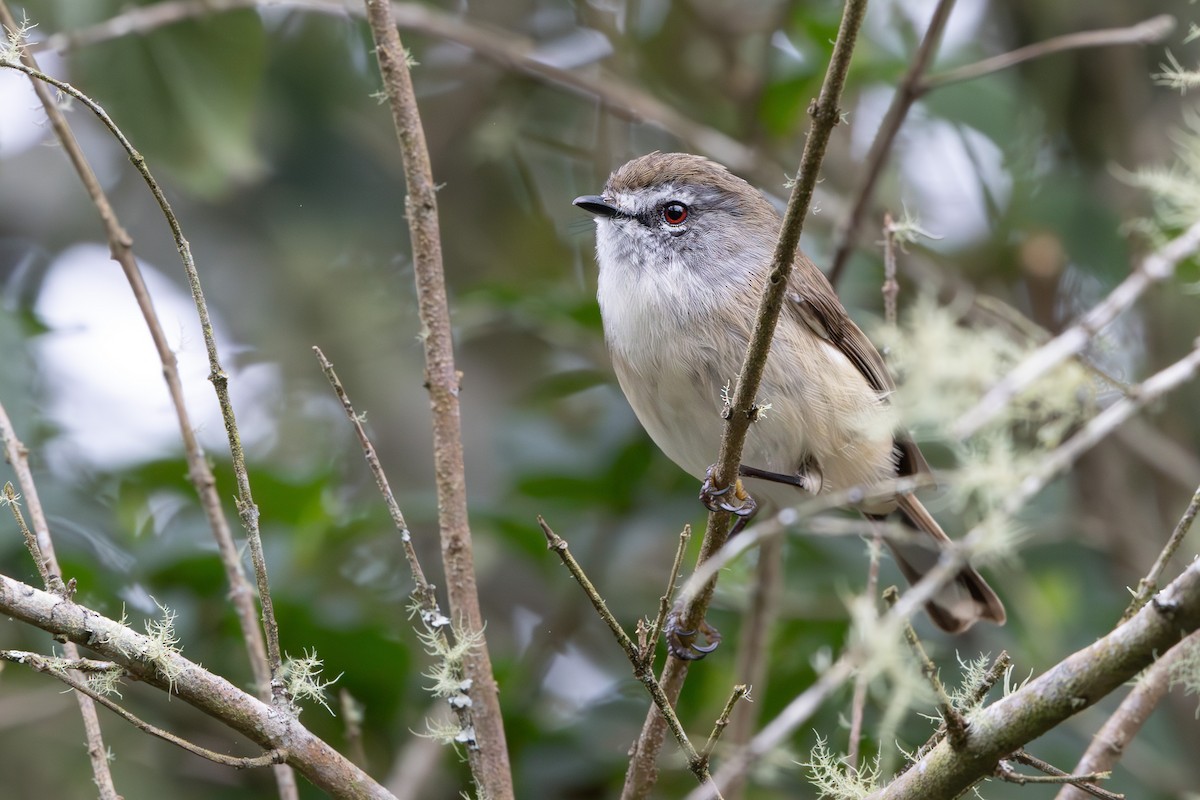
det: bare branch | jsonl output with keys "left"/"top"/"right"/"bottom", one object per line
{"left": 361, "top": 2, "right": 512, "bottom": 795}
{"left": 538, "top": 517, "right": 722, "bottom": 795}
{"left": 1122, "top": 481, "right": 1200, "bottom": 622}
{"left": 642, "top": 525, "right": 692, "bottom": 666}
{"left": 923, "top": 14, "right": 1175, "bottom": 91}
{"left": 0, "top": 574, "right": 395, "bottom": 799}
{"left": 872, "top": 559, "right": 1200, "bottom": 799}
{"left": 828, "top": 0, "right": 955, "bottom": 287}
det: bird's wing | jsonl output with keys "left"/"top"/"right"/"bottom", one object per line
{"left": 785, "top": 253, "right": 931, "bottom": 479}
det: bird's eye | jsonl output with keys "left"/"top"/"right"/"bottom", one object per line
{"left": 661, "top": 202, "right": 689, "bottom": 226}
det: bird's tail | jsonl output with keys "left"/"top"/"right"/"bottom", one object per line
{"left": 885, "top": 493, "right": 1006, "bottom": 633}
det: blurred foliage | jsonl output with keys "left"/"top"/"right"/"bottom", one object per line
{"left": 1, "top": 1, "right": 1199, "bottom": 798}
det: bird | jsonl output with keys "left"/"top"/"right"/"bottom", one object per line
{"left": 574, "top": 152, "right": 1005, "bottom": 658}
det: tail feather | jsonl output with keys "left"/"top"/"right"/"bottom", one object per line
{"left": 887, "top": 493, "right": 1006, "bottom": 633}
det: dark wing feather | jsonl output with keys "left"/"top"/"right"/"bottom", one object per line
{"left": 786, "top": 253, "right": 931, "bottom": 480}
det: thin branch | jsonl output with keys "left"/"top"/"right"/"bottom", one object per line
{"left": 996, "top": 755, "right": 1113, "bottom": 795}
{"left": 537, "top": 518, "right": 722, "bottom": 797}
{"left": 846, "top": 530, "right": 883, "bottom": 770}
{"left": 723, "top": 533, "right": 783, "bottom": 800}
{"left": 2, "top": 650, "right": 286, "bottom": 770}
{"left": 622, "top": 2, "right": 869, "bottom": 790}
{"left": 642, "top": 525, "right": 692, "bottom": 666}
{"left": 883, "top": 587, "right": 967, "bottom": 750}
{"left": 687, "top": 656, "right": 859, "bottom": 800}
{"left": 3, "top": 483, "right": 54, "bottom": 590}
{"left": 701, "top": 684, "right": 752, "bottom": 764}
{"left": 828, "top": 0, "right": 955, "bottom": 286}
{"left": 314, "top": 347, "right": 483, "bottom": 773}
{"left": 361, "top": 2, "right": 512, "bottom": 797}
{"left": 881, "top": 212, "right": 901, "bottom": 326}
{"left": 922, "top": 14, "right": 1175, "bottom": 92}
{"left": 0, "top": 20, "right": 291, "bottom": 792}
{"left": 871, "top": 559, "right": 1200, "bottom": 799}
{"left": 1121, "top": 481, "right": 1200, "bottom": 623}
{"left": 0, "top": 575, "right": 395, "bottom": 800}
{"left": 955, "top": 219, "right": 1200, "bottom": 440}
{"left": 1055, "top": 631, "right": 1200, "bottom": 800}
{"left": 314, "top": 348, "right": 437, "bottom": 610}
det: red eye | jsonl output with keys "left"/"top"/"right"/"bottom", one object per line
{"left": 662, "top": 202, "right": 689, "bottom": 225}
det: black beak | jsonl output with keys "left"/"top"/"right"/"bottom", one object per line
{"left": 573, "top": 195, "right": 620, "bottom": 218}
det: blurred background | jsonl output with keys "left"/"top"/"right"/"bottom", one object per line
{"left": 1, "top": 1, "right": 1199, "bottom": 797}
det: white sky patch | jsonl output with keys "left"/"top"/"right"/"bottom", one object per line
{"left": 898, "top": 113, "right": 1010, "bottom": 248}
{"left": 864, "top": 0, "right": 989, "bottom": 62}
{"left": 542, "top": 644, "right": 621, "bottom": 717}
{"left": 0, "top": 42, "right": 65, "bottom": 157}
{"left": 33, "top": 242, "right": 280, "bottom": 471}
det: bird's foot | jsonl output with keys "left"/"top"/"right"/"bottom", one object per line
{"left": 664, "top": 604, "right": 723, "bottom": 660}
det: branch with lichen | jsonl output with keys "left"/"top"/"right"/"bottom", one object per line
{"left": 315, "top": 347, "right": 484, "bottom": 760}
{"left": 360, "top": 2, "right": 513, "bottom": 796}
{"left": 1, "top": 402, "right": 116, "bottom": 796}
{"left": 0, "top": 573, "right": 395, "bottom": 799}
{"left": 871, "top": 558, "right": 1200, "bottom": 799}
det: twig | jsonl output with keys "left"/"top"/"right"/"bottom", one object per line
{"left": 954, "top": 219, "right": 1200, "bottom": 440}
{"left": 922, "top": 14, "right": 1175, "bottom": 92}
{"left": 0, "top": 575, "right": 395, "bottom": 800}
{"left": 314, "top": 348, "right": 438, "bottom": 610}
{"left": 701, "top": 684, "right": 752, "bottom": 764}
{"left": 1121, "top": 480, "right": 1200, "bottom": 623}
{"left": 641, "top": 525, "right": 692, "bottom": 665}
{"left": 686, "top": 656, "right": 859, "bottom": 800}
{"left": 361, "top": 2, "right": 512, "bottom": 796}
{"left": 0, "top": 18, "right": 293, "bottom": 793}
{"left": 968, "top": 650, "right": 1011, "bottom": 709}
{"left": 827, "top": 0, "right": 955, "bottom": 286}
{"left": 881, "top": 212, "right": 901, "bottom": 326}
{"left": 996, "top": 756, "right": 1114, "bottom": 795}
{"left": 868, "top": 558, "right": 1200, "bottom": 799}
{"left": 848, "top": 217, "right": 901, "bottom": 768}
{"left": 724, "top": 534, "right": 783, "bottom": 800}
{"left": 314, "top": 347, "right": 482, "bottom": 773}
{"left": 1055, "top": 631, "right": 1200, "bottom": 800}
{"left": 883, "top": 587, "right": 968, "bottom": 749}
{"left": 1012, "top": 750, "right": 1120, "bottom": 799}
{"left": 339, "top": 689, "right": 368, "bottom": 769}
{"left": 622, "top": 7, "right": 869, "bottom": 793}
{"left": 0, "top": 651, "right": 121, "bottom": 672}
{"left": 3, "top": 483, "right": 53, "bottom": 590}
{"left": 900, "top": 650, "right": 1012, "bottom": 772}
{"left": 846, "top": 530, "right": 884, "bottom": 770}
{"left": 2, "top": 650, "right": 286, "bottom": 769}
{"left": 537, "top": 518, "right": 722, "bottom": 797}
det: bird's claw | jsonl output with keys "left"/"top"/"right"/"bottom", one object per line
{"left": 664, "top": 604, "right": 723, "bottom": 660}
{"left": 699, "top": 466, "right": 756, "bottom": 517}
